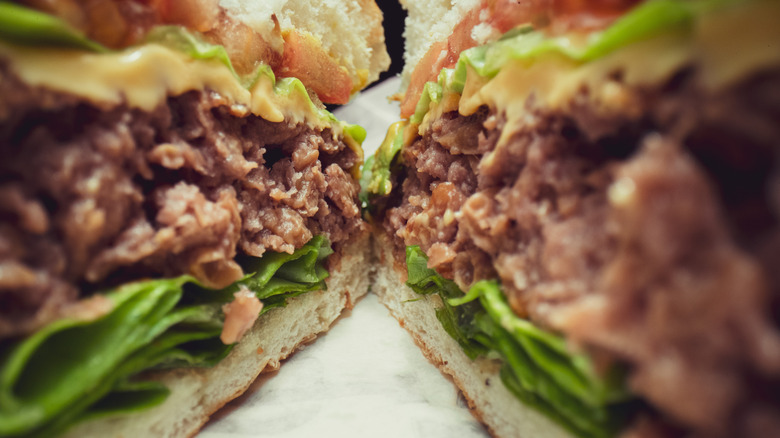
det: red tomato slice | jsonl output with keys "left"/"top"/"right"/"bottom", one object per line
{"left": 399, "top": 0, "right": 636, "bottom": 119}
{"left": 279, "top": 30, "right": 353, "bottom": 105}
{"left": 400, "top": 0, "right": 547, "bottom": 118}
{"left": 400, "top": 40, "right": 448, "bottom": 118}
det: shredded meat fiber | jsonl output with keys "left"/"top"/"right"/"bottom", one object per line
{"left": 0, "top": 61, "right": 363, "bottom": 339}
{"left": 383, "top": 67, "right": 780, "bottom": 438}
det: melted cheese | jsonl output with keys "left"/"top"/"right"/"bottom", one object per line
{"left": 417, "top": 1, "right": 780, "bottom": 152}
{"left": 0, "top": 42, "right": 336, "bottom": 133}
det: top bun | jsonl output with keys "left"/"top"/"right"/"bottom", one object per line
{"left": 222, "top": 0, "right": 391, "bottom": 93}
{"left": 398, "top": 0, "right": 482, "bottom": 89}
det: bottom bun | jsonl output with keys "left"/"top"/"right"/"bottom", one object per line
{"left": 372, "top": 234, "right": 572, "bottom": 438}
{"left": 65, "top": 232, "right": 372, "bottom": 438}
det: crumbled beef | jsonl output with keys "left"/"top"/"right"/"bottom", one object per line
{"left": 0, "top": 62, "right": 363, "bottom": 339}
{"left": 382, "top": 66, "right": 780, "bottom": 438}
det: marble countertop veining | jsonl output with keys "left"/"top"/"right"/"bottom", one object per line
{"left": 200, "top": 79, "right": 490, "bottom": 438}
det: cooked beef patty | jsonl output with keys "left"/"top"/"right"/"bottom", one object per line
{"left": 0, "top": 62, "right": 363, "bottom": 339}
{"left": 381, "top": 67, "right": 780, "bottom": 437}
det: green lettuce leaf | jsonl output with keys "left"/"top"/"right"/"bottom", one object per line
{"left": 413, "top": 0, "right": 733, "bottom": 122}
{"left": 456, "top": 0, "right": 699, "bottom": 82}
{"left": 376, "top": 1, "right": 732, "bottom": 198}
{"left": 404, "top": 246, "right": 489, "bottom": 359}
{"left": 229, "top": 235, "right": 333, "bottom": 314}
{"left": 143, "top": 27, "right": 366, "bottom": 146}
{"left": 0, "top": 237, "right": 333, "bottom": 437}
{"left": 144, "top": 25, "right": 245, "bottom": 82}
{"left": 0, "top": 4, "right": 366, "bottom": 148}
{"left": 364, "top": 122, "right": 406, "bottom": 200}
{"left": 0, "top": 276, "right": 215, "bottom": 437}
{"left": 344, "top": 124, "right": 368, "bottom": 145}
{"left": 144, "top": 28, "right": 366, "bottom": 145}
{"left": 410, "top": 81, "right": 443, "bottom": 125}
{"left": 0, "top": 2, "right": 107, "bottom": 52}
{"left": 404, "top": 246, "right": 635, "bottom": 438}
{"left": 358, "top": 154, "right": 376, "bottom": 210}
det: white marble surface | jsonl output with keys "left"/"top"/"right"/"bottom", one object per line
{"left": 200, "top": 79, "right": 490, "bottom": 438}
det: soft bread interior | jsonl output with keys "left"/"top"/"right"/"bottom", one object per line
{"left": 64, "top": 233, "right": 372, "bottom": 438}
{"left": 398, "top": 0, "right": 481, "bottom": 88}
{"left": 220, "top": 0, "right": 390, "bottom": 90}
{"left": 372, "top": 234, "right": 573, "bottom": 438}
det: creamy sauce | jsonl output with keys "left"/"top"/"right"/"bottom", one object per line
{"left": 0, "top": 42, "right": 340, "bottom": 133}
{"left": 417, "top": 1, "right": 780, "bottom": 152}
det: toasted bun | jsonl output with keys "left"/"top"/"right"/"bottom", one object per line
{"left": 64, "top": 234, "right": 371, "bottom": 438}
{"left": 221, "top": 0, "right": 390, "bottom": 90}
{"left": 371, "top": 234, "right": 573, "bottom": 438}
